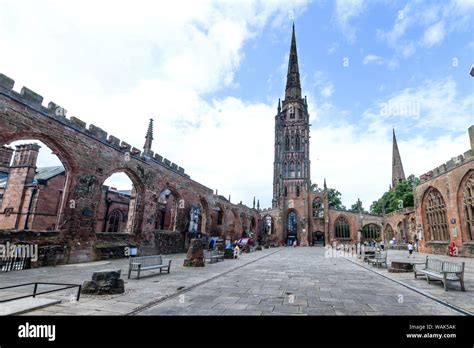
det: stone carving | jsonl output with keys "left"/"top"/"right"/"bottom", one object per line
{"left": 75, "top": 175, "right": 97, "bottom": 196}
{"left": 188, "top": 204, "right": 200, "bottom": 233}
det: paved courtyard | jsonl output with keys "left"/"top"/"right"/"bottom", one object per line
{"left": 0, "top": 247, "right": 472, "bottom": 316}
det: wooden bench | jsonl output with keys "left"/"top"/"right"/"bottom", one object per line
{"left": 204, "top": 250, "right": 224, "bottom": 264}
{"left": 414, "top": 257, "right": 465, "bottom": 292}
{"left": 368, "top": 252, "right": 387, "bottom": 268}
{"left": 128, "top": 255, "right": 171, "bottom": 279}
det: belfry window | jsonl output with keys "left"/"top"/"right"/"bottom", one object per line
{"left": 289, "top": 162, "right": 295, "bottom": 178}
{"left": 295, "top": 135, "right": 300, "bottom": 151}
{"left": 285, "top": 136, "right": 290, "bottom": 151}
{"left": 296, "top": 186, "right": 300, "bottom": 197}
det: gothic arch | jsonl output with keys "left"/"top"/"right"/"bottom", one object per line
{"left": 100, "top": 167, "right": 146, "bottom": 234}
{"left": 334, "top": 215, "right": 350, "bottom": 239}
{"left": 0, "top": 133, "right": 76, "bottom": 231}
{"left": 422, "top": 186, "right": 449, "bottom": 241}
{"left": 312, "top": 197, "right": 324, "bottom": 218}
{"left": 155, "top": 184, "right": 183, "bottom": 232}
{"left": 362, "top": 223, "right": 381, "bottom": 240}
{"left": 385, "top": 223, "right": 394, "bottom": 241}
{"left": 458, "top": 169, "right": 474, "bottom": 241}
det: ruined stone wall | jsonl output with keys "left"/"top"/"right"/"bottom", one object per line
{"left": 415, "top": 157, "right": 474, "bottom": 257}
{"left": 0, "top": 73, "right": 261, "bottom": 264}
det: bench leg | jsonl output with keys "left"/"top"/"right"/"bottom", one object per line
{"left": 128, "top": 268, "right": 132, "bottom": 279}
{"left": 137, "top": 266, "right": 141, "bottom": 280}
{"left": 460, "top": 277, "right": 465, "bottom": 292}
{"left": 426, "top": 276, "right": 430, "bottom": 284}
{"left": 443, "top": 274, "right": 448, "bottom": 291}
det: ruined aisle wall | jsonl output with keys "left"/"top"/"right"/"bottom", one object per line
{"left": 0, "top": 73, "right": 260, "bottom": 262}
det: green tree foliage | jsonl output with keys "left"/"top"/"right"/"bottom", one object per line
{"left": 370, "top": 175, "right": 418, "bottom": 215}
{"left": 310, "top": 183, "right": 345, "bottom": 210}
{"left": 350, "top": 198, "right": 366, "bottom": 213}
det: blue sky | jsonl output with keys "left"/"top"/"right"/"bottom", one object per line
{"left": 1, "top": 0, "right": 473, "bottom": 210}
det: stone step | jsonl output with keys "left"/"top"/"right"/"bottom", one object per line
{"left": 0, "top": 297, "right": 61, "bottom": 315}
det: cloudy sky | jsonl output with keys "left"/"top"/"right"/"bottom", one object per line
{"left": 1, "top": 0, "right": 473, "bottom": 210}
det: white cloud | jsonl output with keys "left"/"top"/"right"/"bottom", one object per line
{"left": 0, "top": 0, "right": 311, "bottom": 208}
{"left": 312, "top": 71, "right": 336, "bottom": 99}
{"left": 362, "top": 54, "right": 399, "bottom": 70}
{"left": 333, "top": 0, "right": 366, "bottom": 43}
{"left": 421, "top": 21, "right": 445, "bottom": 47}
{"left": 377, "top": 1, "right": 473, "bottom": 56}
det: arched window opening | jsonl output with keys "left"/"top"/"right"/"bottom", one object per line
{"left": 107, "top": 210, "right": 123, "bottom": 232}
{"left": 289, "top": 162, "right": 295, "bottom": 178}
{"left": 463, "top": 172, "right": 474, "bottom": 241}
{"left": 385, "top": 224, "right": 394, "bottom": 241}
{"left": 423, "top": 187, "right": 449, "bottom": 241}
{"left": 313, "top": 198, "right": 324, "bottom": 218}
{"left": 362, "top": 224, "right": 381, "bottom": 240}
{"left": 287, "top": 211, "right": 297, "bottom": 237}
{"left": 335, "top": 216, "right": 350, "bottom": 239}
{"left": 0, "top": 140, "right": 68, "bottom": 231}
{"left": 101, "top": 172, "right": 136, "bottom": 233}
{"left": 156, "top": 188, "right": 179, "bottom": 231}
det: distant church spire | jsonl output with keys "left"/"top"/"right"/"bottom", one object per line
{"left": 285, "top": 24, "right": 301, "bottom": 100}
{"left": 392, "top": 128, "right": 406, "bottom": 188}
{"left": 143, "top": 118, "right": 154, "bottom": 154}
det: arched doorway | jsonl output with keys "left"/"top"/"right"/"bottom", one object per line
{"left": 312, "top": 231, "right": 325, "bottom": 246}
{"left": 287, "top": 210, "right": 297, "bottom": 245}
{"left": 100, "top": 171, "right": 140, "bottom": 233}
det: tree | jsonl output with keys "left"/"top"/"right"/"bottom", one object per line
{"left": 311, "top": 183, "right": 345, "bottom": 209}
{"left": 327, "top": 188, "right": 344, "bottom": 210}
{"left": 350, "top": 198, "right": 365, "bottom": 213}
{"left": 370, "top": 175, "right": 418, "bottom": 215}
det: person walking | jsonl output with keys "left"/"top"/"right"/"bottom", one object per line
{"left": 407, "top": 242, "right": 414, "bottom": 258}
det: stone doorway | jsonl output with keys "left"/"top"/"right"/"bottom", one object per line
{"left": 312, "top": 231, "right": 325, "bottom": 246}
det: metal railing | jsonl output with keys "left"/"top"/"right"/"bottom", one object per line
{"left": 0, "top": 282, "right": 81, "bottom": 303}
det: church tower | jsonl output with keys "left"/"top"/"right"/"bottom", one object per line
{"left": 272, "top": 24, "right": 311, "bottom": 245}
{"left": 392, "top": 128, "right": 406, "bottom": 188}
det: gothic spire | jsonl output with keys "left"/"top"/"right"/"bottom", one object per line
{"left": 392, "top": 128, "right": 406, "bottom": 188}
{"left": 323, "top": 178, "right": 327, "bottom": 191}
{"left": 285, "top": 23, "right": 301, "bottom": 100}
{"left": 143, "top": 118, "right": 154, "bottom": 154}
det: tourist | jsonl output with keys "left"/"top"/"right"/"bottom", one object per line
{"left": 233, "top": 245, "right": 240, "bottom": 259}
{"left": 293, "top": 239, "right": 297, "bottom": 247}
{"left": 407, "top": 242, "right": 414, "bottom": 258}
{"left": 448, "top": 241, "right": 457, "bottom": 257}
{"left": 380, "top": 240, "right": 385, "bottom": 251}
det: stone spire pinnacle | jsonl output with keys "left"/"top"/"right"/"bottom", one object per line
{"left": 392, "top": 128, "right": 406, "bottom": 188}
{"left": 143, "top": 118, "right": 154, "bottom": 154}
{"left": 323, "top": 178, "right": 327, "bottom": 191}
{"left": 285, "top": 24, "right": 301, "bottom": 100}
